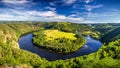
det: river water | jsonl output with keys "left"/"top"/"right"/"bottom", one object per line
{"left": 18, "top": 34, "right": 102, "bottom": 61}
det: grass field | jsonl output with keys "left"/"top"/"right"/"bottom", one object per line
{"left": 44, "top": 30, "right": 77, "bottom": 41}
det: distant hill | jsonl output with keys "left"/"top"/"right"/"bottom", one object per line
{"left": 101, "top": 27, "right": 120, "bottom": 43}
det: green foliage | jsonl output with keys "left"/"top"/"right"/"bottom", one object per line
{"left": 33, "top": 22, "right": 100, "bottom": 39}
{"left": 0, "top": 43, "right": 46, "bottom": 67}
{"left": 0, "top": 22, "right": 46, "bottom": 67}
{"left": 97, "top": 39, "right": 120, "bottom": 59}
{"left": 101, "top": 27, "right": 120, "bottom": 43}
{"left": 82, "top": 31, "right": 100, "bottom": 39}
{"left": 0, "top": 22, "right": 120, "bottom": 68}
{"left": 92, "top": 24, "right": 117, "bottom": 35}
{"left": 33, "top": 30, "right": 86, "bottom": 53}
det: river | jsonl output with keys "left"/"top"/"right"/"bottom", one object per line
{"left": 18, "top": 33, "right": 102, "bottom": 61}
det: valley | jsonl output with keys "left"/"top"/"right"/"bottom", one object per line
{"left": 0, "top": 22, "right": 120, "bottom": 68}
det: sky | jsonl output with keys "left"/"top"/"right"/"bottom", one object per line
{"left": 0, "top": 0, "right": 120, "bottom": 23}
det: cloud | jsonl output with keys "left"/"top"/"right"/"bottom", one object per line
{"left": 84, "top": 4, "right": 103, "bottom": 11}
{"left": 27, "top": 11, "right": 57, "bottom": 17}
{"left": 1, "top": 0, "right": 34, "bottom": 11}
{"left": 49, "top": 2, "right": 56, "bottom": 6}
{"left": 88, "top": 11, "right": 120, "bottom": 17}
{"left": 0, "top": 8, "right": 84, "bottom": 23}
{"left": 63, "top": 0, "right": 93, "bottom": 5}
{"left": 1, "top": 0, "right": 29, "bottom": 5}
{"left": 62, "top": 0, "right": 77, "bottom": 6}
{"left": 63, "top": 0, "right": 76, "bottom": 5}
{"left": 75, "top": 0, "right": 93, "bottom": 4}
{"left": 84, "top": 0, "right": 93, "bottom": 3}
{"left": 45, "top": 7, "right": 56, "bottom": 11}
{"left": 81, "top": 20, "right": 96, "bottom": 23}
{"left": 26, "top": 10, "right": 84, "bottom": 22}
{"left": 0, "top": 14, "right": 30, "bottom": 21}
{"left": 68, "top": 14, "right": 77, "bottom": 17}
{"left": 78, "top": 9, "right": 120, "bottom": 18}
{"left": 2, "top": 8, "right": 119, "bottom": 23}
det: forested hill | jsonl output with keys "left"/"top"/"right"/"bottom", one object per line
{"left": 33, "top": 22, "right": 91, "bottom": 32}
{"left": 101, "top": 27, "right": 120, "bottom": 43}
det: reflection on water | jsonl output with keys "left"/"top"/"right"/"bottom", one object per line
{"left": 18, "top": 34, "right": 102, "bottom": 61}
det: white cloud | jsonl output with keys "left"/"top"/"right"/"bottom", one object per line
{"left": 1, "top": 0, "right": 29, "bottom": 4}
{"left": 62, "top": 0, "right": 93, "bottom": 5}
{"left": 76, "top": 0, "right": 93, "bottom": 3}
{"left": 0, "top": 14, "right": 14, "bottom": 19}
{"left": 45, "top": 7, "right": 56, "bottom": 11}
{"left": 67, "top": 17, "right": 83, "bottom": 21}
{"left": 81, "top": 20, "right": 96, "bottom": 23}
{"left": 86, "top": 10, "right": 120, "bottom": 18}
{"left": 49, "top": 2, "right": 56, "bottom": 6}
{"left": 62, "top": 0, "right": 76, "bottom": 5}
{"left": 49, "top": 15, "right": 66, "bottom": 20}
{"left": 0, "top": 8, "right": 84, "bottom": 23}
{"left": 26, "top": 10, "right": 84, "bottom": 22}
{"left": 68, "top": 14, "right": 77, "bottom": 17}
{"left": 84, "top": 4, "right": 103, "bottom": 11}
{"left": 1, "top": 0, "right": 34, "bottom": 10}
{"left": 27, "top": 11, "right": 57, "bottom": 17}
{"left": 2, "top": 8, "right": 120, "bottom": 23}
{"left": 0, "top": 14, "right": 29, "bottom": 21}
{"left": 84, "top": 0, "right": 93, "bottom": 3}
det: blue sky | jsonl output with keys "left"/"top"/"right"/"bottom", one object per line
{"left": 0, "top": 0, "right": 120, "bottom": 23}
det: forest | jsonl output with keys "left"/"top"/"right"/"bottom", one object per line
{"left": 0, "top": 22, "right": 120, "bottom": 68}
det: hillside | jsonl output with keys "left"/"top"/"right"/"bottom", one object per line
{"left": 101, "top": 27, "right": 120, "bottom": 43}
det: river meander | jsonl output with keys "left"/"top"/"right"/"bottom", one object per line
{"left": 18, "top": 33, "right": 102, "bottom": 61}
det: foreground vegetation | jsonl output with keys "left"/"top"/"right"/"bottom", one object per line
{"left": 33, "top": 30, "right": 86, "bottom": 53}
{"left": 0, "top": 22, "right": 120, "bottom": 68}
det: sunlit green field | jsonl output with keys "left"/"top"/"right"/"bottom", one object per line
{"left": 44, "top": 30, "right": 77, "bottom": 41}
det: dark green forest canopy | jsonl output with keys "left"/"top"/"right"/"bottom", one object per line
{"left": 101, "top": 27, "right": 120, "bottom": 43}
{"left": 0, "top": 22, "right": 120, "bottom": 68}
